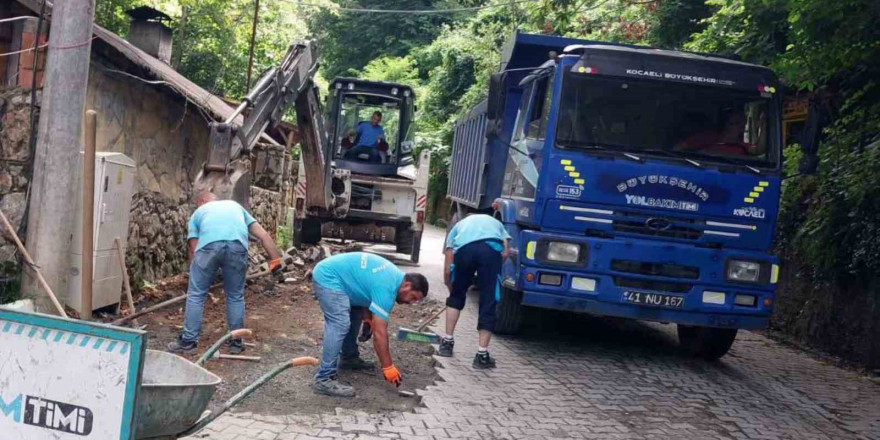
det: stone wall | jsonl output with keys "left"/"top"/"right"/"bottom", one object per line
{"left": 250, "top": 186, "right": 285, "bottom": 239}
{"left": 126, "top": 191, "right": 189, "bottom": 287}
{"left": 0, "top": 88, "right": 36, "bottom": 263}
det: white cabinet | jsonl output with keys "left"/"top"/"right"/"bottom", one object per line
{"left": 68, "top": 152, "right": 136, "bottom": 314}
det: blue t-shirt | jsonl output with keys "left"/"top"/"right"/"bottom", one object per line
{"left": 312, "top": 252, "right": 404, "bottom": 321}
{"left": 445, "top": 214, "right": 511, "bottom": 253}
{"left": 187, "top": 200, "right": 256, "bottom": 251}
{"left": 355, "top": 121, "right": 385, "bottom": 148}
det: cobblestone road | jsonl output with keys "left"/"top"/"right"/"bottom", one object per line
{"left": 190, "top": 226, "right": 880, "bottom": 440}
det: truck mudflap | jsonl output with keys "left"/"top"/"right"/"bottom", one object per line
{"left": 519, "top": 290, "right": 769, "bottom": 329}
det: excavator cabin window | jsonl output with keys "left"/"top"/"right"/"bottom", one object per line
{"left": 335, "top": 93, "right": 401, "bottom": 164}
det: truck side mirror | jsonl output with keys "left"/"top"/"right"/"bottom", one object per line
{"left": 486, "top": 72, "right": 506, "bottom": 138}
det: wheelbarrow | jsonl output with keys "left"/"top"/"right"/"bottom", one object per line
{"left": 135, "top": 329, "right": 318, "bottom": 439}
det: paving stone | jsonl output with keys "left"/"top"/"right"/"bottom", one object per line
{"left": 187, "top": 287, "right": 880, "bottom": 440}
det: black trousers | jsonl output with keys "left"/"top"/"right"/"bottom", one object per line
{"left": 447, "top": 240, "right": 503, "bottom": 332}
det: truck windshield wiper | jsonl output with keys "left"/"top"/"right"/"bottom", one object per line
{"left": 641, "top": 149, "right": 702, "bottom": 168}
{"left": 559, "top": 142, "right": 643, "bottom": 162}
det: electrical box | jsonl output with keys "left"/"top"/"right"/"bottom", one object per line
{"left": 68, "top": 152, "right": 136, "bottom": 314}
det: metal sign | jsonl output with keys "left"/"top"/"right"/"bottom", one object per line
{"left": 0, "top": 308, "right": 146, "bottom": 440}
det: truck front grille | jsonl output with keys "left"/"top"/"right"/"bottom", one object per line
{"left": 612, "top": 211, "right": 702, "bottom": 240}
{"left": 613, "top": 277, "right": 692, "bottom": 293}
{"left": 611, "top": 260, "right": 700, "bottom": 279}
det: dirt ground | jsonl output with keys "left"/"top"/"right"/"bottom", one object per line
{"left": 110, "top": 269, "right": 443, "bottom": 416}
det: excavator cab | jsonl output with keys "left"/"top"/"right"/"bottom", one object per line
{"left": 326, "top": 78, "right": 417, "bottom": 178}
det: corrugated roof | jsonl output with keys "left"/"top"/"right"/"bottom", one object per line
{"left": 15, "top": 0, "right": 236, "bottom": 122}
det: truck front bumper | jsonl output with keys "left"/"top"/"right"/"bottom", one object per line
{"left": 515, "top": 231, "right": 778, "bottom": 330}
{"left": 520, "top": 290, "right": 769, "bottom": 329}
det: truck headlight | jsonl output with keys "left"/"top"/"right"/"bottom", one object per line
{"left": 547, "top": 242, "right": 580, "bottom": 263}
{"left": 726, "top": 260, "right": 761, "bottom": 283}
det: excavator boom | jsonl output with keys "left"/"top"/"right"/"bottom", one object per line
{"left": 194, "top": 40, "right": 333, "bottom": 211}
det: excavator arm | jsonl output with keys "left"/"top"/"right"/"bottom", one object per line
{"left": 193, "top": 40, "right": 333, "bottom": 211}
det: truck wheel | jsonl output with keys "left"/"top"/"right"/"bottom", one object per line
{"left": 494, "top": 286, "right": 523, "bottom": 335}
{"left": 677, "top": 325, "right": 738, "bottom": 360}
{"left": 410, "top": 231, "right": 422, "bottom": 263}
{"left": 293, "top": 218, "right": 321, "bottom": 248}
{"left": 396, "top": 225, "right": 414, "bottom": 254}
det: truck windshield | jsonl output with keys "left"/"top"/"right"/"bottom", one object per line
{"left": 335, "top": 93, "right": 401, "bottom": 164}
{"left": 556, "top": 73, "right": 778, "bottom": 169}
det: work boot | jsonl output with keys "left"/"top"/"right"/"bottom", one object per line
{"left": 313, "top": 379, "right": 355, "bottom": 397}
{"left": 167, "top": 336, "right": 197, "bottom": 354}
{"left": 227, "top": 338, "right": 245, "bottom": 355}
{"left": 473, "top": 351, "right": 496, "bottom": 369}
{"left": 339, "top": 355, "right": 376, "bottom": 371}
{"left": 437, "top": 337, "right": 454, "bottom": 357}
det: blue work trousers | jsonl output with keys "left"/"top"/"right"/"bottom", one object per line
{"left": 313, "top": 282, "right": 363, "bottom": 381}
{"left": 182, "top": 240, "right": 248, "bottom": 343}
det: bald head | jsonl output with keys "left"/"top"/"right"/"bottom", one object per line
{"left": 194, "top": 191, "right": 218, "bottom": 207}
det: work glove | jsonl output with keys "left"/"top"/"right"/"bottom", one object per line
{"left": 358, "top": 316, "right": 373, "bottom": 342}
{"left": 382, "top": 365, "right": 402, "bottom": 387}
{"left": 268, "top": 258, "right": 283, "bottom": 278}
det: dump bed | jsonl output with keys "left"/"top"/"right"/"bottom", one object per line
{"left": 447, "top": 100, "right": 490, "bottom": 209}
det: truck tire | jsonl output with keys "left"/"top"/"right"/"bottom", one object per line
{"left": 410, "top": 231, "right": 422, "bottom": 263}
{"left": 395, "top": 226, "right": 423, "bottom": 263}
{"left": 396, "top": 225, "right": 414, "bottom": 254}
{"left": 293, "top": 218, "right": 321, "bottom": 248}
{"left": 494, "top": 285, "right": 524, "bottom": 335}
{"left": 677, "top": 325, "right": 738, "bottom": 360}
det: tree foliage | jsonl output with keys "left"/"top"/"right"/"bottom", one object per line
{"left": 303, "top": 0, "right": 456, "bottom": 79}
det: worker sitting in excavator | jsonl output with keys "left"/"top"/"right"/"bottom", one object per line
{"left": 311, "top": 252, "right": 429, "bottom": 397}
{"left": 343, "top": 111, "right": 387, "bottom": 163}
{"left": 167, "top": 191, "right": 283, "bottom": 355}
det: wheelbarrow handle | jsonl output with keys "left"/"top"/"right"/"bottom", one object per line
{"left": 178, "top": 356, "right": 318, "bottom": 437}
{"left": 196, "top": 329, "right": 254, "bottom": 366}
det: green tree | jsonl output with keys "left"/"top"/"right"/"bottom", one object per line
{"left": 305, "top": 0, "right": 457, "bottom": 79}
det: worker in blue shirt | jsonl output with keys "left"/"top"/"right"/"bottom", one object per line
{"left": 168, "top": 192, "right": 282, "bottom": 354}
{"left": 439, "top": 214, "right": 510, "bottom": 368}
{"left": 344, "top": 111, "right": 386, "bottom": 163}
{"left": 311, "top": 252, "right": 429, "bottom": 397}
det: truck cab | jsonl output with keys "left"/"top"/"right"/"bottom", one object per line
{"left": 449, "top": 32, "right": 787, "bottom": 359}
{"left": 294, "top": 78, "right": 429, "bottom": 262}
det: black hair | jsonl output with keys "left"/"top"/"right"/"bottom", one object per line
{"left": 373, "top": 110, "right": 383, "bottom": 119}
{"left": 404, "top": 273, "right": 429, "bottom": 298}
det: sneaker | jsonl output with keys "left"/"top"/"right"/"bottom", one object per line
{"left": 228, "top": 338, "right": 244, "bottom": 355}
{"left": 313, "top": 379, "right": 355, "bottom": 397}
{"left": 473, "top": 351, "right": 496, "bottom": 369}
{"left": 339, "top": 356, "right": 376, "bottom": 371}
{"left": 167, "top": 336, "right": 197, "bottom": 354}
{"left": 437, "top": 337, "right": 454, "bottom": 357}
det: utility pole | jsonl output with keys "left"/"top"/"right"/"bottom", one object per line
{"left": 245, "top": 0, "right": 260, "bottom": 92}
{"left": 23, "top": 0, "right": 95, "bottom": 314}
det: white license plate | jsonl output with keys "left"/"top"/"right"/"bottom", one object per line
{"left": 622, "top": 291, "right": 684, "bottom": 309}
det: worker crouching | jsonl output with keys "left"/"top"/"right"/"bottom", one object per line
{"left": 311, "top": 252, "right": 429, "bottom": 397}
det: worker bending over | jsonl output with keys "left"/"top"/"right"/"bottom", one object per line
{"left": 440, "top": 214, "right": 510, "bottom": 368}
{"left": 168, "top": 192, "right": 282, "bottom": 354}
{"left": 312, "top": 252, "right": 429, "bottom": 397}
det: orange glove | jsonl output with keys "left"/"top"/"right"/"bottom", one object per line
{"left": 382, "top": 365, "right": 402, "bottom": 386}
{"left": 268, "top": 258, "right": 283, "bottom": 276}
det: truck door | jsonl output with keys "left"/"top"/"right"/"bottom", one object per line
{"left": 503, "top": 73, "right": 554, "bottom": 202}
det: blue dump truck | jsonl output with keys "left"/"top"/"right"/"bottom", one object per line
{"left": 448, "top": 32, "right": 813, "bottom": 359}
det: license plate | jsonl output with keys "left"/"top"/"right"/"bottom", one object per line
{"left": 622, "top": 291, "right": 684, "bottom": 309}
